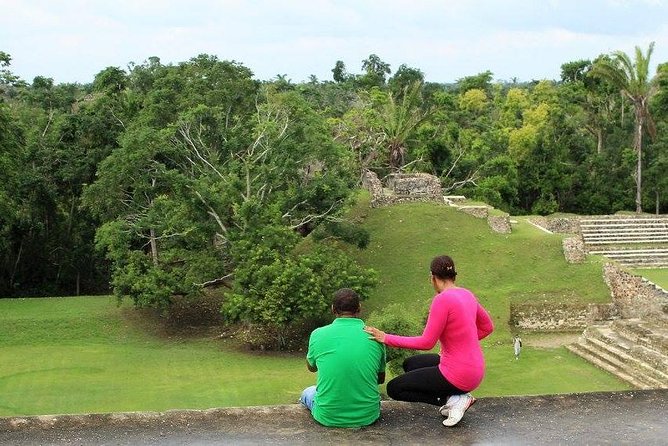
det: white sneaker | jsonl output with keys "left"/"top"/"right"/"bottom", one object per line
{"left": 438, "top": 394, "right": 460, "bottom": 417}
{"left": 442, "top": 393, "right": 475, "bottom": 427}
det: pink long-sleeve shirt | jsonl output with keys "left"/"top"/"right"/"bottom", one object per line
{"left": 384, "top": 287, "right": 494, "bottom": 391}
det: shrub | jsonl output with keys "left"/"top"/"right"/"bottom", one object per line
{"left": 223, "top": 239, "right": 378, "bottom": 351}
{"left": 311, "top": 220, "right": 371, "bottom": 248}
{"left": 367, "top": 304, "right": 423, "bottom": 375}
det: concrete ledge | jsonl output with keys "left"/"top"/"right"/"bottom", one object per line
{"left": 1, "top": 390, "right": 667, "bottom": 445}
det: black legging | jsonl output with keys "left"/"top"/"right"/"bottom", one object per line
{"left": 386, "top": 354, "right": 465, "bottom": 406}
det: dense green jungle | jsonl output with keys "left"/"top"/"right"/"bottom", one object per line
{"left": 1, "top": 48, "right": 667, "bottom": 345}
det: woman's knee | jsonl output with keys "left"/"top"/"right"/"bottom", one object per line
{"left": 386, "top": 377, "right": 402, "bottom": 400}
{"left": 385, "top": 376, "right": 404, "bottom": 401}
{"left": 403, "top": 353, "right": 439, "bottom": 372}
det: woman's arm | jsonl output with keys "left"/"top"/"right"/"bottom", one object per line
{"left": 476, "top": 303, "right": 494, "bottom": 340}
{"left": 365, "top": 297, "right": 447, "bottom": 350}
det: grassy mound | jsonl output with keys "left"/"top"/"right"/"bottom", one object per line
{"left": 347, "top": 195, "right": 629, "bottom": 396}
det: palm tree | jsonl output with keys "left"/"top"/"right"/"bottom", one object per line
{"left": 591, "top": 42, "right": 659, "bottom": 213}
{"left": 381, "top": 81, "right": 430, "bottom": 170}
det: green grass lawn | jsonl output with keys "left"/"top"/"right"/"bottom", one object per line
{"left": 0, "top": 296, "right": 314, "bottom": 416}
{"left": 0, "top": 198, "right": 632, "bottom": 417}
{"left": 632, "top": 268, "right": 668, "bottom": 290}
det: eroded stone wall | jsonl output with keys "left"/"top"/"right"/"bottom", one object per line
{"left": 385, "top": 173, "right": 442, "bottom": 196}
{"left": 603, "top": 263, "right": 668, "bottom": 318}
{"left": 563, "top": 236, "right": 586, "bottom": 263}
{"left": 362, "top": 171, "right": 444, "bottom": 208}
{"left": 510, "top": 302, "right": 590, "bottom": 331}
{"left": 528, "top": 217, "right": 580, "bottom": 234}
{"left": 488, "top": 215, "right": 511, "bottom": 233}
{"left": 457, "top": 206, "right": 489, "bottom": 219}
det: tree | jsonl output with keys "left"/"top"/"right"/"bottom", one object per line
{"left": 456, "top": 70, "right": 494, "bottom": 94}
{"left": 360, "top": 54, "right": 391, "bottom": 88}
{"left": 0, "top": 51, "right": 24, "bottom": 92}
{"left": 591, "top": 42, "right": 660, "bottom": 212}
{"left": 560, "top": 60, "right": 591, "bottom": 83}
{"left": 380, "top": 81, "right": 431, "bottom": 170}
{"left": 332, "top": 60, "right": 348, "bottom": 83}
{"left": 389, "top": 64, "right": 424, "bottom": 98}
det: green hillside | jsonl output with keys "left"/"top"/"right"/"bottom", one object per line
{"left": 351, "top": 195, "right": 610, "bottom": 333}
{"left": 0, "top": 196, "right": 632, "bottom": 417}
{"left": 348, "top": 195, "right": 630, "bottom": 396}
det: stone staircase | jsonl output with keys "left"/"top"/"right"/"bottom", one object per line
{"left": 567, "top": 317, "right": 668, "bottom": 389}
{"left": 580, "top": 217, "right": 668, "bottom": 268}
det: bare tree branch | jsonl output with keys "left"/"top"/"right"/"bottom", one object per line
{"left": 195, "top": 273, "right": 234, "bottom": 289}
{"left": 193, "top": 189, "right": 228, "bottom": 237}
{"left": 109, "top": 108, "right": 126, "bottom": 130}
{"left": 286, "top": 200, "right": 341, "bottom": 229}
{"left": 444, "top": 170, "right": 480, "bottom": 193}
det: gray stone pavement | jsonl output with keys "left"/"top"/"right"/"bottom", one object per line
{"left": 1, "top": 389, "right": 666, "bottom": 445}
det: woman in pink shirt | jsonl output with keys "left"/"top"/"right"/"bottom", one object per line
{"left": 364, "top": 255, "right": 494, "bottom": 427}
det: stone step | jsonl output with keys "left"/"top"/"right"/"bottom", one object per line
{"left": 582, "top": 230, "right": 668, "bottom": 236}
{"left": 585, "top": 239, "right": 668, "bottom": 245}
{"left": 570, "top": 339, "right": 665, "bottom": 389}
{"left": 583, "top": 236, "right": 668, "bottom": 241}
{"left": 582, "top": 230, "right": 668, "bottom": 235}
{"left": 579, "top": 339, "right": 666, "bottom": 389}
{"left": 580, "top": 219, "right": 668, "bottom": 225}
{"left": 605, "top": 256, "right": 668, "bottom": 265}
{"left": 566, "top": 343, "right": 653, "bottom": 389}
{"left": 612, "top": 319, "right": 668, "bottom": 356}
{"left": 588, "top": 249, "right": 668, "bottom": 256}
{"left": 614, "top": 260, "right": 668, "bottom": 266}
{"left": 580, "top": 225, "right": 668, "bottom": 230}
{"left": 612, "top": 259, "right": 668, "bottom": 267}
{"left": 584, "top": 329, "right": 668, "bottom": 383}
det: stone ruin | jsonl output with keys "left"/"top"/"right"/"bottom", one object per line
{"left": 362, "top": 171, "right": 442, "bottom": 207}
{"left": 362, "top": 170, "right": 512, "bottom": 234}
{"left": 385, "top": 173, "right": 442, "bottom": 197}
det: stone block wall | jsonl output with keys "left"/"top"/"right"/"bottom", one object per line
{"left": 488, "top": 214, "right": 511, "bottom": 233}
{"left": 510, "top": 302, "right": 590, "bottom": 331}
{"left": 603, "top": 263, "right": 668, "bottom": 318}
{"left": 362, "top": 171, "right": 445, "bottom": 208}
{"left": 362, "top": 170, "right": 384, "bottom": 202}
{"left": 528, "top": 216, "right": 580, "bottom": 234}
{"left": 457, "top": 206, "right": 489, "bottom": 219}
{"left": 587, "top": 303, "right": 621, "bottom": 322}
{"left": 563, "top": 236, "right": 586, "bottom": 263}
{"left": 385, "top": 173, "right": 442, "bottom": 197}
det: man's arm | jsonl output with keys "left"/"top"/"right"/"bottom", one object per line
{"left": 377, "top": 345, "right": 387, "bottom": 384}
{"left": 306, "top": 331, "right": 317, "bottom": 372}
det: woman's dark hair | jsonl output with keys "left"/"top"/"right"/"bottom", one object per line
{"left": 430, "top": 255, "right": 457, "bottom": 280}
{"left": 333, "top": 288, "right": 361, "bottom": 314}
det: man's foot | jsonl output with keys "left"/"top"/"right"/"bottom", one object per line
{"left": 442, "top": 393, "right": 475, "bottom": 427}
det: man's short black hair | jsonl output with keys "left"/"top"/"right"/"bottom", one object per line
{"left": 333, "top": 288, "right": 360, "bottom": 314}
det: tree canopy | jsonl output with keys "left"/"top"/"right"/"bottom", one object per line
{"left": 1, "top": 48, "right": 668, "bottom": 347}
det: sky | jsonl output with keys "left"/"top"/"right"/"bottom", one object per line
{"left": 3, "top": 0, "right": 668, "bottom": 85}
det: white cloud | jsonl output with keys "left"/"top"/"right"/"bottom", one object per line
{"left": 2, "top": 0, "right": 668, "bottom": 84}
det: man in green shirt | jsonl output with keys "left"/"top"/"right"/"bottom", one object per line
{"left": 300, "top": 288, "right": 386, "bottom": 427}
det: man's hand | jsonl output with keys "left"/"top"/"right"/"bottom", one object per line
{"left": 307, "top": 361, "right": 317, "bottom": 373}
{"left": 363, "top": 325, "right": 386, "bottom": 343}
